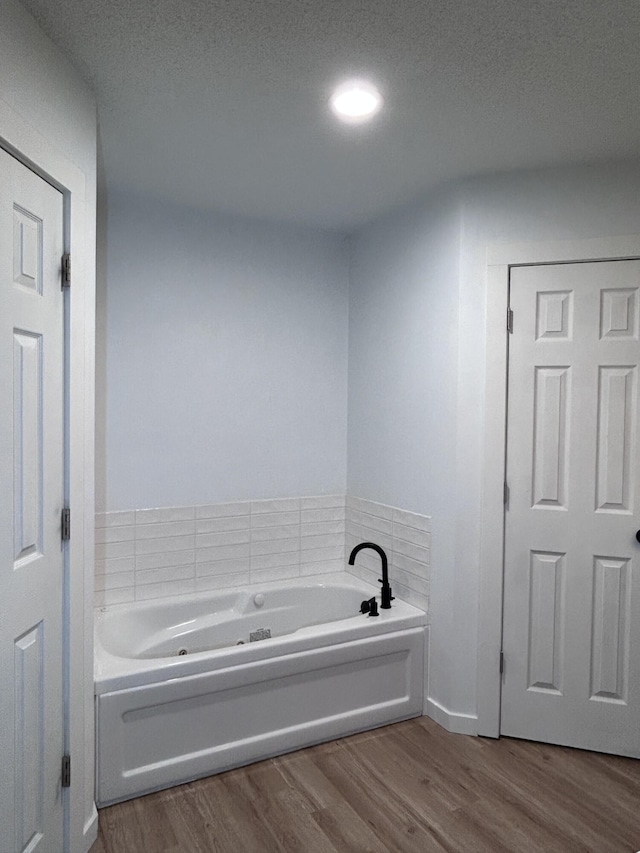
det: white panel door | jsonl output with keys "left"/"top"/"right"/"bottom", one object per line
{"left": 502, "top": 260, "right": 640, "bottom": 757}
{"left": 0, "top": 148, "right": 65, "bottom": 851}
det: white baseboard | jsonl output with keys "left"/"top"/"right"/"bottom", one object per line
{"left": 82, "top": 804, "right": 99, "bottom": 852}
{"left": 426, "top": 697, "right": 478, "bottom": 736}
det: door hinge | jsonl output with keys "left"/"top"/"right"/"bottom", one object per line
{"left": 506, "top": 307, "right": 513, "bottom": 333}
{"left": 61, "top": 755, "right": 71, "bottom": 788}
{"left": 61, "top": 507, "right": 71, "bottom": 541}
{"left": 503, "top": 482, "right": 510, "bottom": 507}
{"left": 61, "top": 253, "right": 71, "bottom": 288}
{"left": 500, "top": 650, "right": 505, "bottom": 674}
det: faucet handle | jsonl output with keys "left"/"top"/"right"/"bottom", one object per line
{"left": 360, "top": 596, "right": 379, "bottom": 616}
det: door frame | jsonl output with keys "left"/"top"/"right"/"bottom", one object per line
{"left": 477, "top": 234, "right": 640, "bottom": 738}
{"left": 0, "top": 98, "right": 96, "bottom": 850}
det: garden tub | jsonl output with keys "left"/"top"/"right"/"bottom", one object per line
{"left": 95, "top": 573, "right": 426, "bottom": 805}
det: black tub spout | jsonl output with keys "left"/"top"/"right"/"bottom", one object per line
{"left": 348, "top": 542, "right": 394, "bottom": 609}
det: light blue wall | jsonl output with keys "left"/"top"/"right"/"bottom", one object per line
{"left": 347, "top": 192, "right": 461, "bottom": 514}
{"left": 347, "top": 193, "right": 462, "bottom": 718}
{"left": 100, "top": 160, "right": 640, "bottom": 720}
{"left": 347, "top": 159, "right": 640, "bottom": 719}
{"left": 100, "top": 192, "right": 349, "bottom": 510}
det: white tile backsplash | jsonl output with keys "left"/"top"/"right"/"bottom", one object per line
{"left": 393, "top": 551, "right": 429, "bottom": 578}
{"left": 96, "top": 556, "right": 135, "bottom": 574}
{"left": 347, "top": 496, "right": 393, "bottom": 521}
{"left": 301, "top": 507, "right": 344, "bottom": 523}
{"left": 301, "top": 520, "right": 345, "bottom": 537}
{"left": 95, "top": 525, "right": 135, "bottom": 544}
{"left": 95, "top": 571, "right": 135, "bottom": 591}
{"left": 136, "top": 520, "right": 196, "bottom": 539}
{"left": 345, "top": 495, "right": 430, "bottom": 613}
{"left": 196, "top": 515, "right": 251, "bottom": 534}
{"left": 250, "top": 510, "right": 299, "bottom": 528}
{"left": 196, "top": 543, "right": 251, "bottom": 563}
{"left": 196, "top": 501, "right": 251, "bottom": 519}
{"left": 301, "top": 533, "right": 343, "bottom": 550}
{"left": 251, "top": 550, "right": 300, "bottom": 571}
{"left": 195, "top": 530, "right": 251, "bottom": 549}
{"left": 135, "top": 506, "right": 196, "bottom": 525}
{"left": 95, "top": 540, "right": 135, "bottom": 560}
{"left": 135, "top": 550, "right": 196, "bottom": 572}
{"left": 392, "top": 522, "right": 431, "bottom": 549}
{"left": 250, "top": 565, "right": 300, "bottom": 584}
{"left": 391, "top": 581, "right": 428, "bottom": 611}
{"left": 251, "top": 497, "right": 301, "bottom": 514}
{"left": 94, "top": 587, "right": 135, "bottom": 607}
{"left": 196, "top": 558, "right": 251, "bottom": 578}
{"left": 392, "top": 537, "right": 429, "bottom": 563}
{"left": 135, "top": 578, "right": 196, "bottom": 601}
{"left": 302, "top": 546, "right": 344, "bottom": 563}
{"left": 136, "top": 563, "right": 195, "bottom": 586}
{"left": 359, "top": 528, "right": 393, "bottom": 552}
{"left": 299, "top": 495, "right": 345, "bottom": 510}
{"left": 392, "top": 507, "right": 431, "bottom": 532}
{"left": 196, "top": 572, "right": 251, "bottom": 591}
{"left": 347, "top": 507, "right": 393, "bottom": 535}
{"left": 250, "top": 537, "right": 300, "bottom": 556}
{"left": 95, "top": 510, "right": 135, "bottom": 528}
{"left": 250, "top": 524, "right": 299, "bottom": 542}
{"left": 95, "top": 494, "right": 431, "bottom": 616}
{"left": 300, "top": 559, "right": 344, "bottom": 576}
{"left": 135, "top": 534, "right": 195, "bottom": 555}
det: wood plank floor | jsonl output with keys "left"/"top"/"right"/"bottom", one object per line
{"left": 90, "top": 716, "right": 640, "bottom": 853}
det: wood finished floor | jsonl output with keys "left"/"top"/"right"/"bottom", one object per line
{"left": 90, "top": 716, "right": 640, "bottom": 853}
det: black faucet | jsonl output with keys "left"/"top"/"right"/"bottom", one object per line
{"left": 348, "top": 542, "right": 394, "bottom": 609}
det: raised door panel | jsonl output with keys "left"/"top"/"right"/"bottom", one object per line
{"left": 532, "top": 367, "right": 570, "bottom": 510}
{"left": 595, "top": 367, "right": 636, "bottom": 514}
{"left": 13, "top": 331, "right": 43, "bottom": 565}
{"left": 13, "top": 206, "right": 42, "bottom": 295}
{"left": 536, "top": 290, "right": 573, "bottom": 341}
{"left": 589, "top": 557, "right": 630, "bottom": 704}
{"left": 599, "top": 288, "right": 639, "bottom": 340}
{"left": 527, "top": 551, "right": 565, "bottom": 694}
{"left": 14, "top": 623, "right": 45, "bottom": 853}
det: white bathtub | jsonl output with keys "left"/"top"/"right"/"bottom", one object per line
{"left": 95, "top": 573, "right": 427, "bottom": 806}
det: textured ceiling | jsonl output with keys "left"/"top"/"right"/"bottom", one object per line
{"left": 18, "top": 0, "right": 640, "bottom": 229}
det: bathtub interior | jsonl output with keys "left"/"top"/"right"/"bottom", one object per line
{"left": 96, "top": 575, "right": 399, "bottom": 659}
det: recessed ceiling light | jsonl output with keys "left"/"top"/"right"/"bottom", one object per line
{"left": 329, "top": 79, "right": 383, "bottom": 124}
